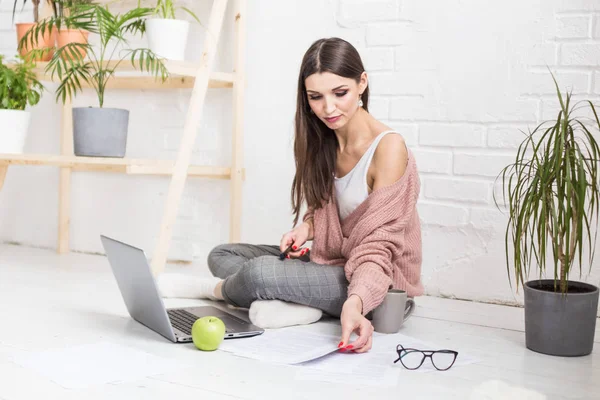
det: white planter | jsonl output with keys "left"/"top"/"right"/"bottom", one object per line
{"left": 0, "top": 110, "right": 31, "bottom": 154}
{"left": 146, "top": 18, "right": 190, "bottom": 61}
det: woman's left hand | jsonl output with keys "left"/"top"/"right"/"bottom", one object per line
{"left": 339, "top": 295, "right": 374, "bottom": 353}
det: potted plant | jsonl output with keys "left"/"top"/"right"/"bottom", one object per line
{"left": 12, "top": 0, "right": 57, "bottom": 61}
{"left": 20, "top": 1, "right": 93, "bottom": 61}
{"left": 495, "top": 73, "right": 600, "bottom": 357}
{"left": 27, "top": 2, "right": 169, "bottom": 158}
{"left": 144, "top": 0, "right": 202, "bottom": 61}
{"left": 0, "top": 54, "right": 44, "bottom": 153}
{"left": 50, "top": 0, "right": 93, "bottom": 60}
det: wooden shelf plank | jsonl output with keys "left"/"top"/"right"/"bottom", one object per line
{"left": 0, "top": 166, "right": 7, "bottom": 191}
{"left": 27, "top": 60, "right": 222, "bottom": 78}
{"left": 36, "top": 74, "right": 232, "bottom": 89}
{"left": 8, "top": 60, "right": 234, "bottom": 88}
{"left": 0, "top": 154, "right": 239, "bottom": 179}
{"left": 210, "top": 72, "right": 236, "bottom": 86}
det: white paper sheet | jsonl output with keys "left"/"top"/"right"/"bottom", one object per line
{"left": 218, "top": 327, "right": 340, "bottom": 365}
{"left": 297, "top": 351, "right": 399, "bottom": 387}
{"left": 295, "top": 332, "right": 480, "bottom": 386}
{"left": 10, "top": 342, "right": 185, "bottom": 389}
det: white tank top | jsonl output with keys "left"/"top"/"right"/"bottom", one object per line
{"left": 334, "top": 130, "right": 399, "bottom": 221}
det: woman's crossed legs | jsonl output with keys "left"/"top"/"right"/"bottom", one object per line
{"left": 208, "top": 243, "right": 348, "bottom": 317}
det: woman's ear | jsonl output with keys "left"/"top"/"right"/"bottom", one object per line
{"left": 359, "top": 71, "right": 368, "bottom": 94}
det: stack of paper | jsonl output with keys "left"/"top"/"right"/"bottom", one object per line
{"left": 297, "top": 350, "right": 400, "bottom": 387}
{"left": 220, "top": 327, "right": 478, "bottom": 387}
{"left": 218, "top": 328, "right": 340, "bottom": 365}
{"left": 296, "top": 332, "right": 479, "bottom": 386}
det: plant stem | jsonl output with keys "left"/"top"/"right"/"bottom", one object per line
{"left": 560, "top": 255, "right": 567, "bottom": 293}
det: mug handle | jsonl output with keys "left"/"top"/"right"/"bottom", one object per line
{"left": 404, "top": 298, "right": 415, "bottom": 322}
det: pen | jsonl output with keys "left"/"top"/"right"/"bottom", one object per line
{"left": 279, "top": 244, "right": 294, "bottom": 260}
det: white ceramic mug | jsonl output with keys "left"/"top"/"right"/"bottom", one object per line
{"left": 371, "top": 289, "right": 415, "bottom": 333}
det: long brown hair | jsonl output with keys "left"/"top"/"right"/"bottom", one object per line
{"left": 291, "top": 37, "right": 369, "bottom": 226}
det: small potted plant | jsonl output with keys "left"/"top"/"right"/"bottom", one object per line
{"left": 495, "top": 73, "right": 600, "bottom": 357}
{"left": 51, "top": 0, "right": 93, "bottom": 60}
{"left": 28, "top": 2, "right": 169, "bottom": 158}
{"left": 145, "top": 0, "right": 202, "bottom": 61}
{"left": 0, "top": 54, "right": 44, "bottom": 153}
{"left": 12, "top": 0, "right": 57, "bottom": 61}
{"left": 20, "top": 0, "right": 93, "bottom": 61}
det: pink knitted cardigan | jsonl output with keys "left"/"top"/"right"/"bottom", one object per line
{"left": 303, "top": 149, "right": 424, "bottom": 315}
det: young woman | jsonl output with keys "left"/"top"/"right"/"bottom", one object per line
{"left": 159, "top": 37, "right": 424, "bottom": 353}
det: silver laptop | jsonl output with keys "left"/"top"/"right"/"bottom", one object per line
{"left": 100, "top": 235, "right": 264, "bottom": 343}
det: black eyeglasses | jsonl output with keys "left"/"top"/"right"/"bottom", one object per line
{"left": 394, "top": 344, "right": 458, "bottom": 371}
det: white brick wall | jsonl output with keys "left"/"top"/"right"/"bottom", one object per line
{"left": 453, "top": 153, "right": 516, "bottom": 178}
{"left": 338, "top": 0, "right": 399, "bottom": 24}
{"left": 555, "top": 16, "right": 591, "bottom": 39}
{"left": 347, "top": 0, "right": 599, "bottom": 308}
{"left": 423, "top": 178, "right": 490, "bottom": 204}
{"left": 419, "top": 124, "right": 485, "bottom": 147}
{"left": 1, "top": 0, "right": 599, "bottom": 312}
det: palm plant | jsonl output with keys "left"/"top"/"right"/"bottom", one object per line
{"left": 22, "top": 2, "right": 169, "bottom": 107}
{"left": 12, "top": 0, "right": 48, "bottom": 23}
{"left": 151, "top": 0, "right": 201, "bottom": 24}
{"left": 49, "top": 0, "right": 93, "bottom": 19}
{"left": 495, "top": 73, "right": 600, "bottom": 294}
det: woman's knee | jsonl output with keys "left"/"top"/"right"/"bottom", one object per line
{"left": 238, "top": 255, "right": 275, "bottom": 294}
{"left": 241, "top": 255, "right": 272, "bottom": 280}
{"left": 207, "top": 243, "right": 236, "bottom": 277}
{"left": 220, "top": 255, "right": 275, "bottom": 307}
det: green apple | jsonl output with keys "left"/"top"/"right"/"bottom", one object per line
{"left": 191, "top": 316, "right": 226, "bottom": 351}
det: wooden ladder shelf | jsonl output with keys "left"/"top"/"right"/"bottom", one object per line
{"left": 0, "top": 0, "right": 246, "bottom": 276}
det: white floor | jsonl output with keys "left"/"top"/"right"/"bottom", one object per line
{"left": 0, "top": 243, "right": 598, "bottom": 400}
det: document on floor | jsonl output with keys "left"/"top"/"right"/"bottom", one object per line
{"left": 296, "top": 350, "right": 400, "bottom": 387}
{"left": 295, "top": 332, "right": 480, "bottom": 386}
{"left": 9, "top": 341, "right": 186, "bottom": 389}
{"left": 218, "top": 326, "right": 340, "bottom": 365}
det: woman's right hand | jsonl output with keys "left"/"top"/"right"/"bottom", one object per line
{"left": 280, "top": 220, "right": 313, "bottom": 258}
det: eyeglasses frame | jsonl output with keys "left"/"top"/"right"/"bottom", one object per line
{"left": 393, "top": 344, "right": 459, "bottom": 371}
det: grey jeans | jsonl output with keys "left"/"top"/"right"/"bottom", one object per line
{"left": 207, "top": 243, "right": 348, "bottom": 317}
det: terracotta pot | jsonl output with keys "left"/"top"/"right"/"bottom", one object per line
{"left": 56, "top": 29, "right": 90, "bottom": 60}
{"left": 16, "top": 22, "right": 57, "bottom": 62}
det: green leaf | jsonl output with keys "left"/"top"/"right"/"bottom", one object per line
{"left": 181, "top": 7, "right": 202, "bottom": 25}
{"left": 497, "top": 74, "right": 600, "bottom": 293}
{"left": 38, "top": 2, "right": 170, "bottom": 107}
{"left": 0, "top": 54, "right": 45, "bottom": 110}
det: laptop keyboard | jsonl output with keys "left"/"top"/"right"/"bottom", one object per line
{"left": 167, "top": 309, "right": 241, "bottom": 335}
{"left": 167, "top": 309, "right": 198, "bottom": 335}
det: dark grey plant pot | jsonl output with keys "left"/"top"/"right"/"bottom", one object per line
{"left": 524, "top": 279, "right": 599, "bottom": 357}
{"left": 73, "top": 107, "right": 129, "bottom": 158}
